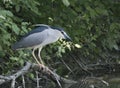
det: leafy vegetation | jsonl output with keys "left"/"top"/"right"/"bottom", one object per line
{"left": 0, "top": 0, "right": 120, "bottom": 88}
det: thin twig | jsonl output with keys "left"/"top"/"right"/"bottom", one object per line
{"left": 84, "top": 77, "right": 109, "bottom": 86}
{"left": 36, "top": 71, "right": 40, "bottom": 88}
{"left": 22, "top": 75, "right": 25, "bottom": 88}
{"left": 70, "top": 53, "right": 92, "bottom": 75}
{"left": 60, "top": 58, "right": 73, "bottom": 73}
{"left": 11, "top": 78, "right": 15, "bottom": 88}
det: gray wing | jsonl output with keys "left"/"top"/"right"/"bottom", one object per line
{"left": 23, "top": 24, "right": 50, "bottom": 38}
{"left": 12, "top": 30, "right": 48, "bottom": 50}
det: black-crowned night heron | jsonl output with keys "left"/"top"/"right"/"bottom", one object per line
{"left": 12, "top": 24, "right": 71, "bottom": 65}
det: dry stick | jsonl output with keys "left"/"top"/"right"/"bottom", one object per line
{"left": 36, "top": 64, "right": 62, "bottom": 88}
{"left": 22, "top": 75, "right": 25, "bottom": 88}
{"left": 11, "top": 78, "right": 15, "bottom": 88}
{"left": 60, "top": 58, "right": 73, "bottom": 73}
{"left": 84, "top": 77, "right": 109, "bottom": 86}
{"left": 0, "top": 62, "right": 31, "bottom": 86}
{"left": 70, "top": 54, "right": 92, "bottom": 75}
{"left": 0, "top": 62, "right": 77, "bottom": 88}
{"left": 32, "top": 63, "right": 77, "bottom": 88}
{"left": 36, "top": 71, "right": 40, "bottom": 88}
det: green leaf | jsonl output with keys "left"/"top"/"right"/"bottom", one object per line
{"left": 0, "top": 50, "right": 5, "bottom": 57}
{"left": 10, "top": 57, "right": 19, "bottom": 61}
{"left": 86, "top": 6, "right": 97, "bottom": 18}
{"left": 12, "top": 24, "right": 20, "bottom": 35}
{"left": 29, "top": 73, "right": 34, "bottom": 79}
{"left": 62, "top": 0, "right": 70, "bottom": 7}
{"left": 19, "top": 59, "right": 24, "bottom": 66}
{"left": 95, "top": 7, "right": 108, "bottom": 15}
{"left": 0, "top": 15, "right": 6, "bottom": 20}
{"left": 0, "top": 10, "right": 13, "bottom": 17}
{"left": 3, "top": 33, "right": 11, "bottom": 40}
{"left": 113, "top": 44, "right": 119, "bottom": 50}
{"left": 74, "top": 44, "right": 82, "bottom": 48}
{"left": 15, "top": 5, "right": 20, "bottom": 12}
{"left": 61, "top": 48, "right": 65, "bottom": 53}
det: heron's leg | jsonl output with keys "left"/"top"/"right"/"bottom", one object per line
{"left": 38, "top": 47, "right": 44, "bottom": 65}
{"left": 32, "top": 48, "right": 41, "bottom": 65}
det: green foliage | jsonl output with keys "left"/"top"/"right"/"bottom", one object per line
{"left": 0, "top": 0, "right": 120, "bottom": 87}
{"left": 62, "top": 0, "right": 70, "bottom": 7}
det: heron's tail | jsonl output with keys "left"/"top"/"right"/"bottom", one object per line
{"left": 11, "top": 42, "right": 22, "bottom": 50}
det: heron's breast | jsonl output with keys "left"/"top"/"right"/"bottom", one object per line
{"left": 40, "top": 29, "right": 60, "bottom": 46}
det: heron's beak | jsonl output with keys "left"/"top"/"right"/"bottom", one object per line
{"left": 64, "top": 34, "right": 72, "bottom": 41}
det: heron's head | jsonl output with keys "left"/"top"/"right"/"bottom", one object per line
{"left": 59, "top": 30, "right": 72, "bottom": 41}
{"left": 51, "top": 26, "right": 72, "bottom": 41}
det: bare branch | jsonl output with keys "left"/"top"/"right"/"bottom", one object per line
{"left": 36, "top": 71, "right": 40, "bottom": 88}
{"left": 0, "top": 62, "right": 31, "bottom": 85}
{"left": 0, "top": 62, "right": 77, "bottom": 88}
{"left": 22, "top": 75, "right": 25, "bottom": 88}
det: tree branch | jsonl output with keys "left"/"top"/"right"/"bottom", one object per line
{"left": 0, "top": 62, "right": 31, "bottom": 85}
{"left": 0, "top": 62, "right": 77, "bottom": 88}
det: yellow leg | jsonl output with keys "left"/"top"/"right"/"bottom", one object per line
{"left": 32, "top": 48, "right": 41, "bottom": 66}
{"left": 38, "top": 47, "right": 44, "bottom": 65}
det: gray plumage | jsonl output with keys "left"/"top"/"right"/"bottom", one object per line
{"left": 12, "top": 24, "right": 71, "bottom": 50}
{"left": 12, "top": 24, "right": 71, "bottom": 65}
